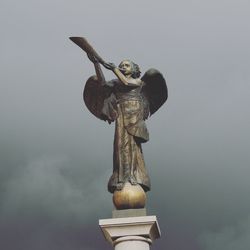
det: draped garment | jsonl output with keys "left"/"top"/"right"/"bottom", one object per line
{"left": 102, "top": 79, "right": 151, "bottom": 193}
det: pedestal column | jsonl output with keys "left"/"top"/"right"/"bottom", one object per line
{"left": 99, "top": 216, "right": 160, "bottom": 250}
{"left": 114, "top": 236, "right": 151, "bottom": 250}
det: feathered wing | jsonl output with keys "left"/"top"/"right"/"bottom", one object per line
{"left": 141, "top": 68, "right": 168, "bottom": 118}
{"left": 83, "top": 75, "right": 116, "bottom": 122}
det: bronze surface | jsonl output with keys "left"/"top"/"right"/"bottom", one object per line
{"left": 113, "top": 182, "right": 146, "bottom": 209}
{"left": 70, "top": 37, "right": 167, "bottom": 200}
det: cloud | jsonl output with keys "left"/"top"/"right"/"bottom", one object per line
{"left": 0, "top": 155, "right": 111, "bottom": 224}
{"left": 0, "top": 154, "right": 112, "bottom": 249}
{"left": 0, "top": 0, "right": 250, "bottom": 249}
{"left": 199, "top": 215, "right": 250, "bottom": 250}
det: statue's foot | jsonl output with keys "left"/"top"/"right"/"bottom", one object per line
{"left": 116, "top": 183, "right": 124, "bottom": 190}
{"left": 129, "top": 177, "right": 138, "bottom": 185}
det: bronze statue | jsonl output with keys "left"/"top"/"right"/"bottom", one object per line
{"left": 70, "top": 37, "right": 167, "bottom": 209}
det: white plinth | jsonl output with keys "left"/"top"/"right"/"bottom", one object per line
{"left": 99, "top": 216, "right": 161, "bottom": 250}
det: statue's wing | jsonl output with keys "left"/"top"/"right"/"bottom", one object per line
{"left": 141, "top": 68, "right": 168, "bottom": 117}
{"left": 83, "top": 75, "right": 114, "bottom": 122}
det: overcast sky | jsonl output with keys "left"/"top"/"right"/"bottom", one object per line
{"left": 0, "top": 0, "right": 250, "bottom": 249}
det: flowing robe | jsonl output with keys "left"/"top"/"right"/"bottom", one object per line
{"left": 102, "top": 79, "right": 151, "bottom": 193}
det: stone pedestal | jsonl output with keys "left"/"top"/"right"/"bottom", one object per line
{"left": 99, "top": 216, "right": 161, "bottom": 250}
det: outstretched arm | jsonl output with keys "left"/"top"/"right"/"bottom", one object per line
{"left": 103, "top": 62, "right": 141, "bottom": 86}
{"left": 94, "top": 62, "right": 106, "bottom": 84}
{"left": 88, "top": 54, "right": 106, "bottom": 84}
{"left": 113, "top": 67, "right": 141, "bottom": 86}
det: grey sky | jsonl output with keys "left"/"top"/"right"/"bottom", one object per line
{"left": 0, "top": 0, "right": 250, "bottom": 249}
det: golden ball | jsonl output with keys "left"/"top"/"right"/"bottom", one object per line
{"left": 113, "top": 182, "right": 146, "bottom": 209}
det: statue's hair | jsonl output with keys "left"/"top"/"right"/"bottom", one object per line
{"left": 119, "top": 60, "right": 141, "bottom": 79}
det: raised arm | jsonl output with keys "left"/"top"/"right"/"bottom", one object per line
{"left": 94, "top": 62, "right": 106, "bottom": 84}
{"left": 88, "top": 53, "right": 106, "bottom": 84}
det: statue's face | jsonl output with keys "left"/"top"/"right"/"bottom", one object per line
{"left": 119, "top": 60, "right": 132, "bottom": 76}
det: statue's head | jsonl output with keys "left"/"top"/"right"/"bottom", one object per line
{"left": 119, "top": 60, "right": 141, "bottom": 79}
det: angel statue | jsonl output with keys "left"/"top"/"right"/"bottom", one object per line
{"left": 70, "top": 37, "right": 167, "bottom": 208}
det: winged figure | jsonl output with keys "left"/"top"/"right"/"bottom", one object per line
{"left": 70, "top": 37, "right": 168, "bottom": 194}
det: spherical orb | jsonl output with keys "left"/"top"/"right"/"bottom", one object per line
{"left": 113, "top": 182, "right": 146, "bottom": 209}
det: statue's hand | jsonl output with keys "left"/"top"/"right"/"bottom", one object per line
{"left": 103, "top": 62, "right": 116, "bottom": 70}
{"left": 87, "top": 53, "right": 98, "bottom": 63}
